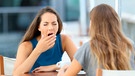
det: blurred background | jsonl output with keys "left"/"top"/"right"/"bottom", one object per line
{"left": 0, "top": 0, "right": 135, "bottom": 58}
{"left": 0, "top": 0, "right": 135, "bottom": 74}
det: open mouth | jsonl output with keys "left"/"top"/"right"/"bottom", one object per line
{"left": 48, "top": 33, "right": 53, "bottom": 36}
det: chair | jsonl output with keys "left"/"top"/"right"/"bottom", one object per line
{"left": 0, "top": 55, "right": 4, "bottom": 75}
{"left": 96, "top": 68, "right": 135, "bottom": 76}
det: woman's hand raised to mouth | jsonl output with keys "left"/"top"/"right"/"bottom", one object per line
{"left": 35, "top": 34, "right": 56, "bottom": 53}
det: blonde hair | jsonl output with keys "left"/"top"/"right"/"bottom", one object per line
{"left": 89, "top": 4, "right": 133, "bottom": 70}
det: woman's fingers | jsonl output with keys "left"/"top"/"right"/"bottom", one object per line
{"left": 33, "top": 67, "right": 43, "bottom": 73}
{"left": 36, "top": 34, "right": 56, "bottom": 52}
{"left": 32, "top": 67, "right": 39, "bottom": 72}
{"left": 43, "top": 34, "right": 56, "bottom": 41}
{"left": 45, "top": 35, "right": 56, "bottom": 48}
{"left": 48, "top": 38, "right": 56, "bottom": 45}
{"left": 61, "top": 65, "right": 69, "bottom": 72}
{"left": 57, "top": 65, "right": 69, "bottom": 76}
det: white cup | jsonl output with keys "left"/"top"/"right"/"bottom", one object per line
{"left": 56, "top": 61, "right": 71, "bottom": 68}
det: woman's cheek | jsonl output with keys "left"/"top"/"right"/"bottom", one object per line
{"left": 41, "top": 29, "right": 47, "bottom": 37}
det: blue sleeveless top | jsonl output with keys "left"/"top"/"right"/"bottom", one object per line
{"left": 30, "top": 34, "right": 63, "bottom": 72}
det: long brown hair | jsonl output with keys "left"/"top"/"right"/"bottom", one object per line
{"left": 90, "top": 4, "right": 133, "bottom": 70}
{"left": 20, "top": 6, "right": 63, "bottom": 44}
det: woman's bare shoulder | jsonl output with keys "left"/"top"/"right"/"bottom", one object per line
{"left": 60, "top": 34, "right": 71, "bottom": 41}
{"left": 60, "top": 34, "right": 71, "bottom": 50}
{"left": 20, "top": 41, "right": 32, "bottom": 47}
{"left": 18, "top": 41, "right": 33, "bottom": 52}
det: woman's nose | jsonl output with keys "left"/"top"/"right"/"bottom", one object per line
{"left": 48, "top": 26, "right": 53, "bottom": 31}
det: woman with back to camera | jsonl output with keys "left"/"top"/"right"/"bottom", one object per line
{"left": 13, "top": 7, "right": 77, "bottom": 76}
{"left": 57, "top": 4, "right": 135, "bottom": 76}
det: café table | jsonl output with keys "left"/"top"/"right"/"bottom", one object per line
{"left": 3, "top": 71, "right": 86, "bottom": 76}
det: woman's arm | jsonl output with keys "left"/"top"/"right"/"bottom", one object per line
{"left": 57, "top": 58, "right": 82, "bottom": 76}
{"left": 13, "top": 35, "right": 56, "bottom": 75}
{"left": 61, "top": 34, "right": 77, "bottom": 61}
{"left": 13, "top": 41, "right": 41, "bottom": 76}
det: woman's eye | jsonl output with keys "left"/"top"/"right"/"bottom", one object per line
{"left": 43, "top": 24, "right": 47, "bottom": 26}
{"left": 53, "top": 24, "right": 57, "bottom": 25}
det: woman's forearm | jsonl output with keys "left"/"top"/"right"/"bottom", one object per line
{"left": 13, "top": 49, "right": 41, "bottom": 76}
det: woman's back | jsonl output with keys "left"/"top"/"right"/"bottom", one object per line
{"left": 74, "top": 40, "right": 135, "bottom": 76}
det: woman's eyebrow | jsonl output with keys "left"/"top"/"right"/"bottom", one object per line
{"left": 52, "top": 21, "right": 57, "bottom": 23}
{"left": 43, "top": 22, "right": 48, "bottom": 24}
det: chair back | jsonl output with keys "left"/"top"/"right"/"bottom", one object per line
{"left": 0, "top": 55, "right": 4, "bottom": 75}
{"left": 96, "top": 68, "right": 135, "bottom": 76}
